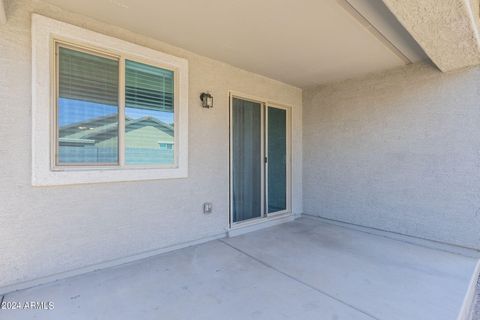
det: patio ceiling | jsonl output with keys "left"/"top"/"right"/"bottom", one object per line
{"left": 0, "top": 0, "right": 6, "bottom": 25}
{"left": 40, "top": 0, "right": 426, "bottom": 88}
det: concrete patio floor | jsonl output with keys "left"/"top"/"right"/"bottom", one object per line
{"left": 1, "top": 216, "right": 478, "bottom": 320}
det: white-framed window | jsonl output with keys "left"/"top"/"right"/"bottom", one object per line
{"left": 158, "top": 142, "right": 174, "bottom": 150}
{"left": 32, "top": 15, "right": 188, "bottom": 186}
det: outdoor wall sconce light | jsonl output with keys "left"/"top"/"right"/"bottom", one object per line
{"left": 200, "top": 92, "right": 213, "bottom": 108}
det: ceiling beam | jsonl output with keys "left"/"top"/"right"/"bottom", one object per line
{"left": 337, "top": 0, "right": 411, "bottom": 64}
{"left": 382, "top": 0, "right": 480, "bottom": 72}
{"left": 0, "top": 0, "right": 6, "bottom": 25}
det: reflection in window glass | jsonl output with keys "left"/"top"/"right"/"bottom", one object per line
{"left": 125, "top": 60, "right": 175, "bottom": 165}
{"left": 57, "top": 47, "right": 119, "bottom": 165}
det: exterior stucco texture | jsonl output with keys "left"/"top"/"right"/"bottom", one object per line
{"left": 303, "top": 62, "right": 480, "bottom": 250}
{"left": 381, "top": 0, "right": 480, "bottom": 72}
{"left": 0, "top": 0, "right": 302, "bottom": 289}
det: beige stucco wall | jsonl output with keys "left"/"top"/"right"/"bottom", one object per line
{"left": 0, "top": 0, "right": 302, "bottom": 290}
{"left": 303, "top": 62, "right": 480, "bottom": 250}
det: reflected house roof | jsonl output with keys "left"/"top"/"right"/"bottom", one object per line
{"left": 59, "top": 114, "right": 174, "bottom": 145}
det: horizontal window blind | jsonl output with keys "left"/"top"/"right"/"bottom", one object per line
{"left": 55, "top": 45, "right": 176, "bottom": 167}
{"left": 125, "top": 60, "right": 174, "bottom": 113}
{"left": 58, "top": 47, "right": 119, "bottom": 106}
{"left": 124, "top": 60, "right": 175, "bottom": 165}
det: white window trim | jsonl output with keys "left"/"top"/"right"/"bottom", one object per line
{"left": 32, "top": 14, "right": 188, "bottom": 186}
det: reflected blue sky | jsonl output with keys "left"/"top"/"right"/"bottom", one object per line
{"left": 58, "top": 98, "right": 174, "bottom": 127}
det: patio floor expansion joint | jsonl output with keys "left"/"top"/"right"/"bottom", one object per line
{"left": 217, "top": 238, "right": 381, "bottom": 320}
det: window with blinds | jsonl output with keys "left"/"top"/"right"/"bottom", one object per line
{"left": 57, "top": 46, "right": 119, "bottom": 165}
{"left": 55, "top": 43, "right": 176, "bottom": 167}
{"left": 125, "top": 60, "right": 175, "bottom": 165}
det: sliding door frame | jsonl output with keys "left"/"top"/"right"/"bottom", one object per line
{"left": 229, "top": 91, "right": 292, "bottom": 228}
{"left": 229, "top": 92, "right": 265, "bottom": 226}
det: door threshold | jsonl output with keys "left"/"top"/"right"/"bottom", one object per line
{"left": 227, "top": 213, "right": 296, "bottom": 237}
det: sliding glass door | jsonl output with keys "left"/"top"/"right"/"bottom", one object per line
{"left": 266, "top": 106, "right": 287, "bottom": 214}
{"left": 231, "top": 97, "right": 263, "bottom": 223}
{"left": 230, "top": 95, "right": 290, "bottom": 225}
